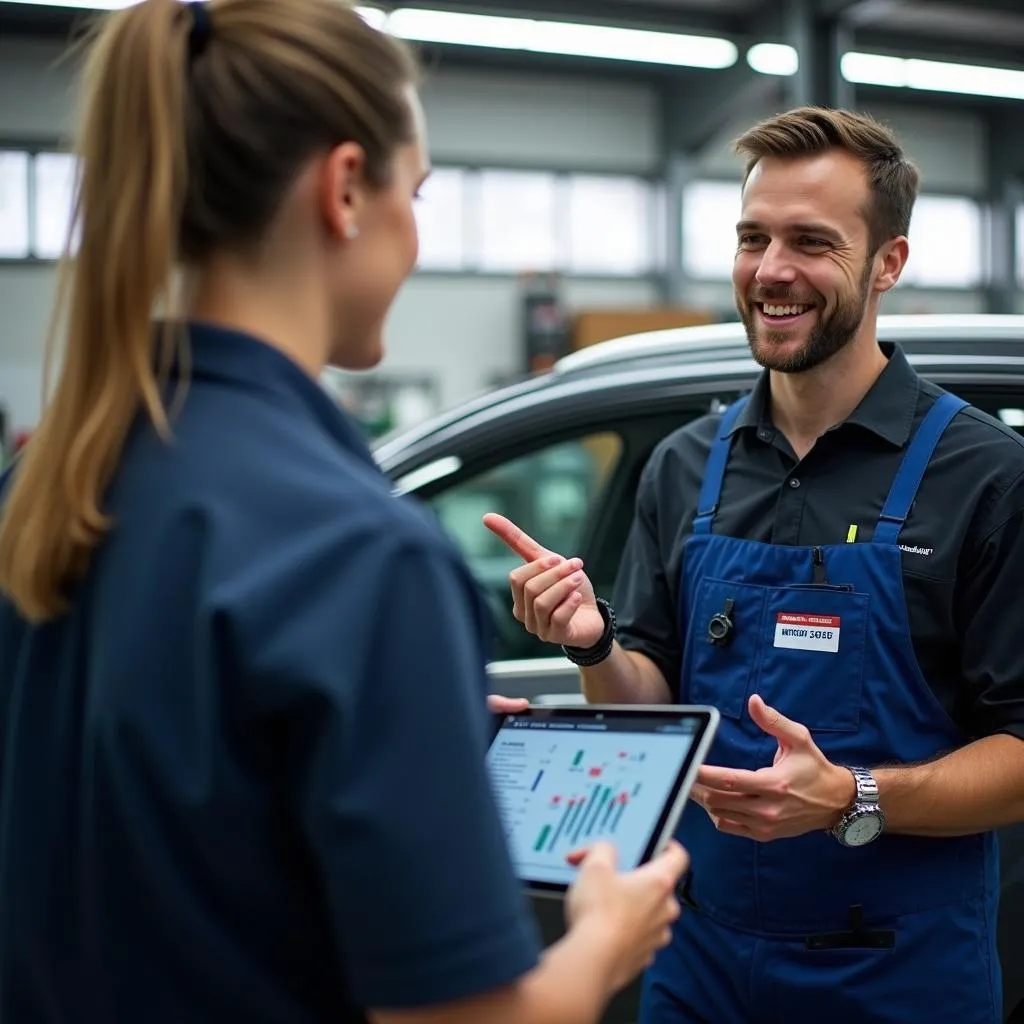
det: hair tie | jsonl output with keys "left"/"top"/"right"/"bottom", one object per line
{"left": 187, "top": 2, "right": 212, "bottom": 62}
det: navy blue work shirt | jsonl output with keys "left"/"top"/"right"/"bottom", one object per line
{"left": 0, "top": 323, "right": 540, "bottom": 1022}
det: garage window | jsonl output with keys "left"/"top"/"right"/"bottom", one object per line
{"left": 681, "top": 179, "right": 741, "bottom": 280}
{"left": 564, "top": 174, "right": 654, "bottom": 275}
{"left": 477, "top": 170, "right": 559, "bottom": 272}
{"left": 414, "top": 166, "right": 466, "bottom": 271}
{"left": 32, "top": 151, "right": 79, "bottom": 260}
{"left": 900, "top": 195, "right": 984, "bottom": 288}
{"left": 0, "top": 151, "right": 30, "bottom": 259}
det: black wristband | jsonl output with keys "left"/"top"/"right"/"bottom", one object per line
{"left": 561, "top": 598, "right": 616, "bottom": 667}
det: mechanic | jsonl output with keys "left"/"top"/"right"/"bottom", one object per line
{"left": 0, "top": 2, "right": 687, "bottom": 1022}
{"left": 485, "top": 106, "right": 1024, "bottom": 1023}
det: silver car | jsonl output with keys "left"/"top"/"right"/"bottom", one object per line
{"left": 375, "top": 313, "right": 1024, "bottom": 1023}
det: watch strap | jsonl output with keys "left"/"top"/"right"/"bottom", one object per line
{"left": 562, "top": 597, "right": 616, "bottom": 667}
{"left": 846, "top": 766, "right": 880, "bottom": 806}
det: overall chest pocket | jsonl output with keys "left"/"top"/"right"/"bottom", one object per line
{"left": 684, "top": 578, "right": 766, "bottom": 719}
{"left": 757, "top": 586, "right": 869, "bottom": 732}
{"left": 685, "top": 577, "right": 869, "bottom": 732}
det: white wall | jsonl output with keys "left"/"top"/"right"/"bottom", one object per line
{"left": 421, "top": 68, "right": 660, "bottom": 173}
{"left": 385, "top": 275, "right": 659, "bottom": 411}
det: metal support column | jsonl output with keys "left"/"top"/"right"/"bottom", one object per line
{"left": 984, "top": 109, "right": 1024, "bottom": 315}
{"left": 785, "top": 0, "right": 855, "bottom": 110}
{"left": 662, "top": 153, "right": 695, "bottom": 305}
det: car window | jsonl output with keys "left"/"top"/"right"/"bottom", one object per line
{"left": 429, "top": 432, "right": 624, "bottom": 662}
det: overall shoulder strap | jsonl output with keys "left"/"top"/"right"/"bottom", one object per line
{"left": 873, "top": 391, "right": 967, "bottom": 546}
{"left": 692, "top": 396, "right": 748, "bottom": 536}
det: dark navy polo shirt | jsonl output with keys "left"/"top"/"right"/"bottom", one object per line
{"left": 615, "top": 343, "right": 1024, "bottom": 743}
{"left": 0, "top": 323, "right": 540, "bottom": 1022}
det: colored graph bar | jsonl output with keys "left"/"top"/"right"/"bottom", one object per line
{"left": 632, "top": 782, "right": 642, "bottom": 797}
{"left": 534, "top": 824, "right": 551, "bottom": 851}
{"left": 570, "top": 785, "right": 602, "bottom": 844}
{"left": 610, "top": 797, "right": 627, "bottom": 833}
{"left": 548, "top": 799, "right": 575, "bottom": 852}
{"left": 584, "top": 787, "right": 613, "bottom": 838}
{"left": 531, "top": 770, "right": 544, "bottom": 792}
{"left": 573, "top": 750, "right": 584, "bottom": 766}
{"left": 599, "top": 793, "right": 618, "bottom": 831}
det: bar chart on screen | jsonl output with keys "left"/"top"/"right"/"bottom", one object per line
{"left": 486, "top": 718, "right": 695, "bottom": 882}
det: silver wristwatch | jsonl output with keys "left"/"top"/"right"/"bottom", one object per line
{"left": 830, "top": 767, "right": 886, "bottom": 847}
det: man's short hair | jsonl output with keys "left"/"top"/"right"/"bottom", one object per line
{"left": 733, "top": 106, "right": 920, "bottom": 254}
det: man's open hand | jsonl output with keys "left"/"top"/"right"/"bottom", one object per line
{"left": 690, "top": 695, "right": 856, "bottom": 841}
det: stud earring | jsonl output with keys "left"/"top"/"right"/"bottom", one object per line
{"left": 345, "top": 224, "right": 360, "bottom": 240}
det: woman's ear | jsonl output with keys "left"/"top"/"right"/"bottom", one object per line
{"left": 319, "top": 142, "right": 367, "bottom": 243}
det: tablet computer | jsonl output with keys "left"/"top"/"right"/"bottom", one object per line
{"left": 486, "top": 704, "right": 719, "bottom": 897}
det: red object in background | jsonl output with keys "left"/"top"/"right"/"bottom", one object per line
{"left": 13, "top": 430, "right": 32, "bottom": 453}
{"left": 588, "top": 767, "right": 602, "bottom": 777}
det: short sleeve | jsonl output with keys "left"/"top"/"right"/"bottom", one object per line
{"left": 231, "top": 521, "right": 541, "bottom": 1009}
{"left": 956, "top": 469, "right": 1024, "bottom": 742}
{"left": 613, "top": 449, "right": 682, "bottom": 693}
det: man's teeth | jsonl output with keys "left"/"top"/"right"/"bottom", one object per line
{"left": 763, "top": 304, "right": 810, "bottom": 317}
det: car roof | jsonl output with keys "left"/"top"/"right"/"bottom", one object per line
{"left": 373, "top": 313, "right": 1024, "bottom": 464}
{"left": 552, "top": 313, "right": 1024, "bottom": 377}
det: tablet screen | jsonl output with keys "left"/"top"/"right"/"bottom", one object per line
{"left": 486, "top": 706, "right": 714, "bottom": 891}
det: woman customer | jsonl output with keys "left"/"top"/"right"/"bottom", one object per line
{"left": 0, "top": 2, "right": 687, "bottom": 1023}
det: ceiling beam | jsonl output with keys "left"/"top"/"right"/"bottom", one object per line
{"left": 661, "top": 64, "right": 783, "bottom": 157}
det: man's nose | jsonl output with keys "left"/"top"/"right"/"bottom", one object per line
{"left": 754, "top": 242, "right": 798, "bottom": 286}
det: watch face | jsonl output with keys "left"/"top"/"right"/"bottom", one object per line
{"left": 845, "top": 813, "right": 883, "bottom": 846}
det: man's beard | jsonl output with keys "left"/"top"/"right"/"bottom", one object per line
{"left": 737, "top": 260, "right": 873, "bottom": 374}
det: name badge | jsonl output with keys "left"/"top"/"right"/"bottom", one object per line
{"left": 773, "top": 612, "right": 840, "bottom": 653}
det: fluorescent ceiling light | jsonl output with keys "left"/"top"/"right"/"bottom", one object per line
{"left": 0, "top": 0, "right": 137, "bottom": 7}
{"left": 386, "top": 8, "right": 737, "bottom": 69}
{"left": 746, "top": 42, "right": 798, "bottom": 77}
{"left": 0, "top": 0, "right": 389, "bottom": 16}
{"left": 354, "top": 5, "right": 387, "bottom": 31}
{"left": 841, "top": 51, "right": 1024, "bottom": 101}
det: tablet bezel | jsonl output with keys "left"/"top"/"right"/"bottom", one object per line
{"left": 487, "top": 703, "right": 720, "bottom": 898}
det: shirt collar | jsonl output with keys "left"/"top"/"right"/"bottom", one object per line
{"left": 728, "top": 342, "right": 920, "bottom": 449}
{"left": 171, "top": 320, "right": 381, "bottom": 473}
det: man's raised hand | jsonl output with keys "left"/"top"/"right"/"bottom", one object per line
{"left": 482, "top": 513, "right": 605, "bottom": 649}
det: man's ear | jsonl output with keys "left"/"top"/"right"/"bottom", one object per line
{"left": 873, "top": 236, "right": 909, "bottom": 295}
{"left": 319, "top": 141, "right": 368, "bottom": 242}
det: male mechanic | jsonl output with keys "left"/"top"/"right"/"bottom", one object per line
{"left": 484, "top": 106, "right": 1024, "bottom": 1024}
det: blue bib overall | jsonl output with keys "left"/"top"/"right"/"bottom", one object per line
{"left": 641, "top": 392, "right": 1002, "bottom": 1023}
